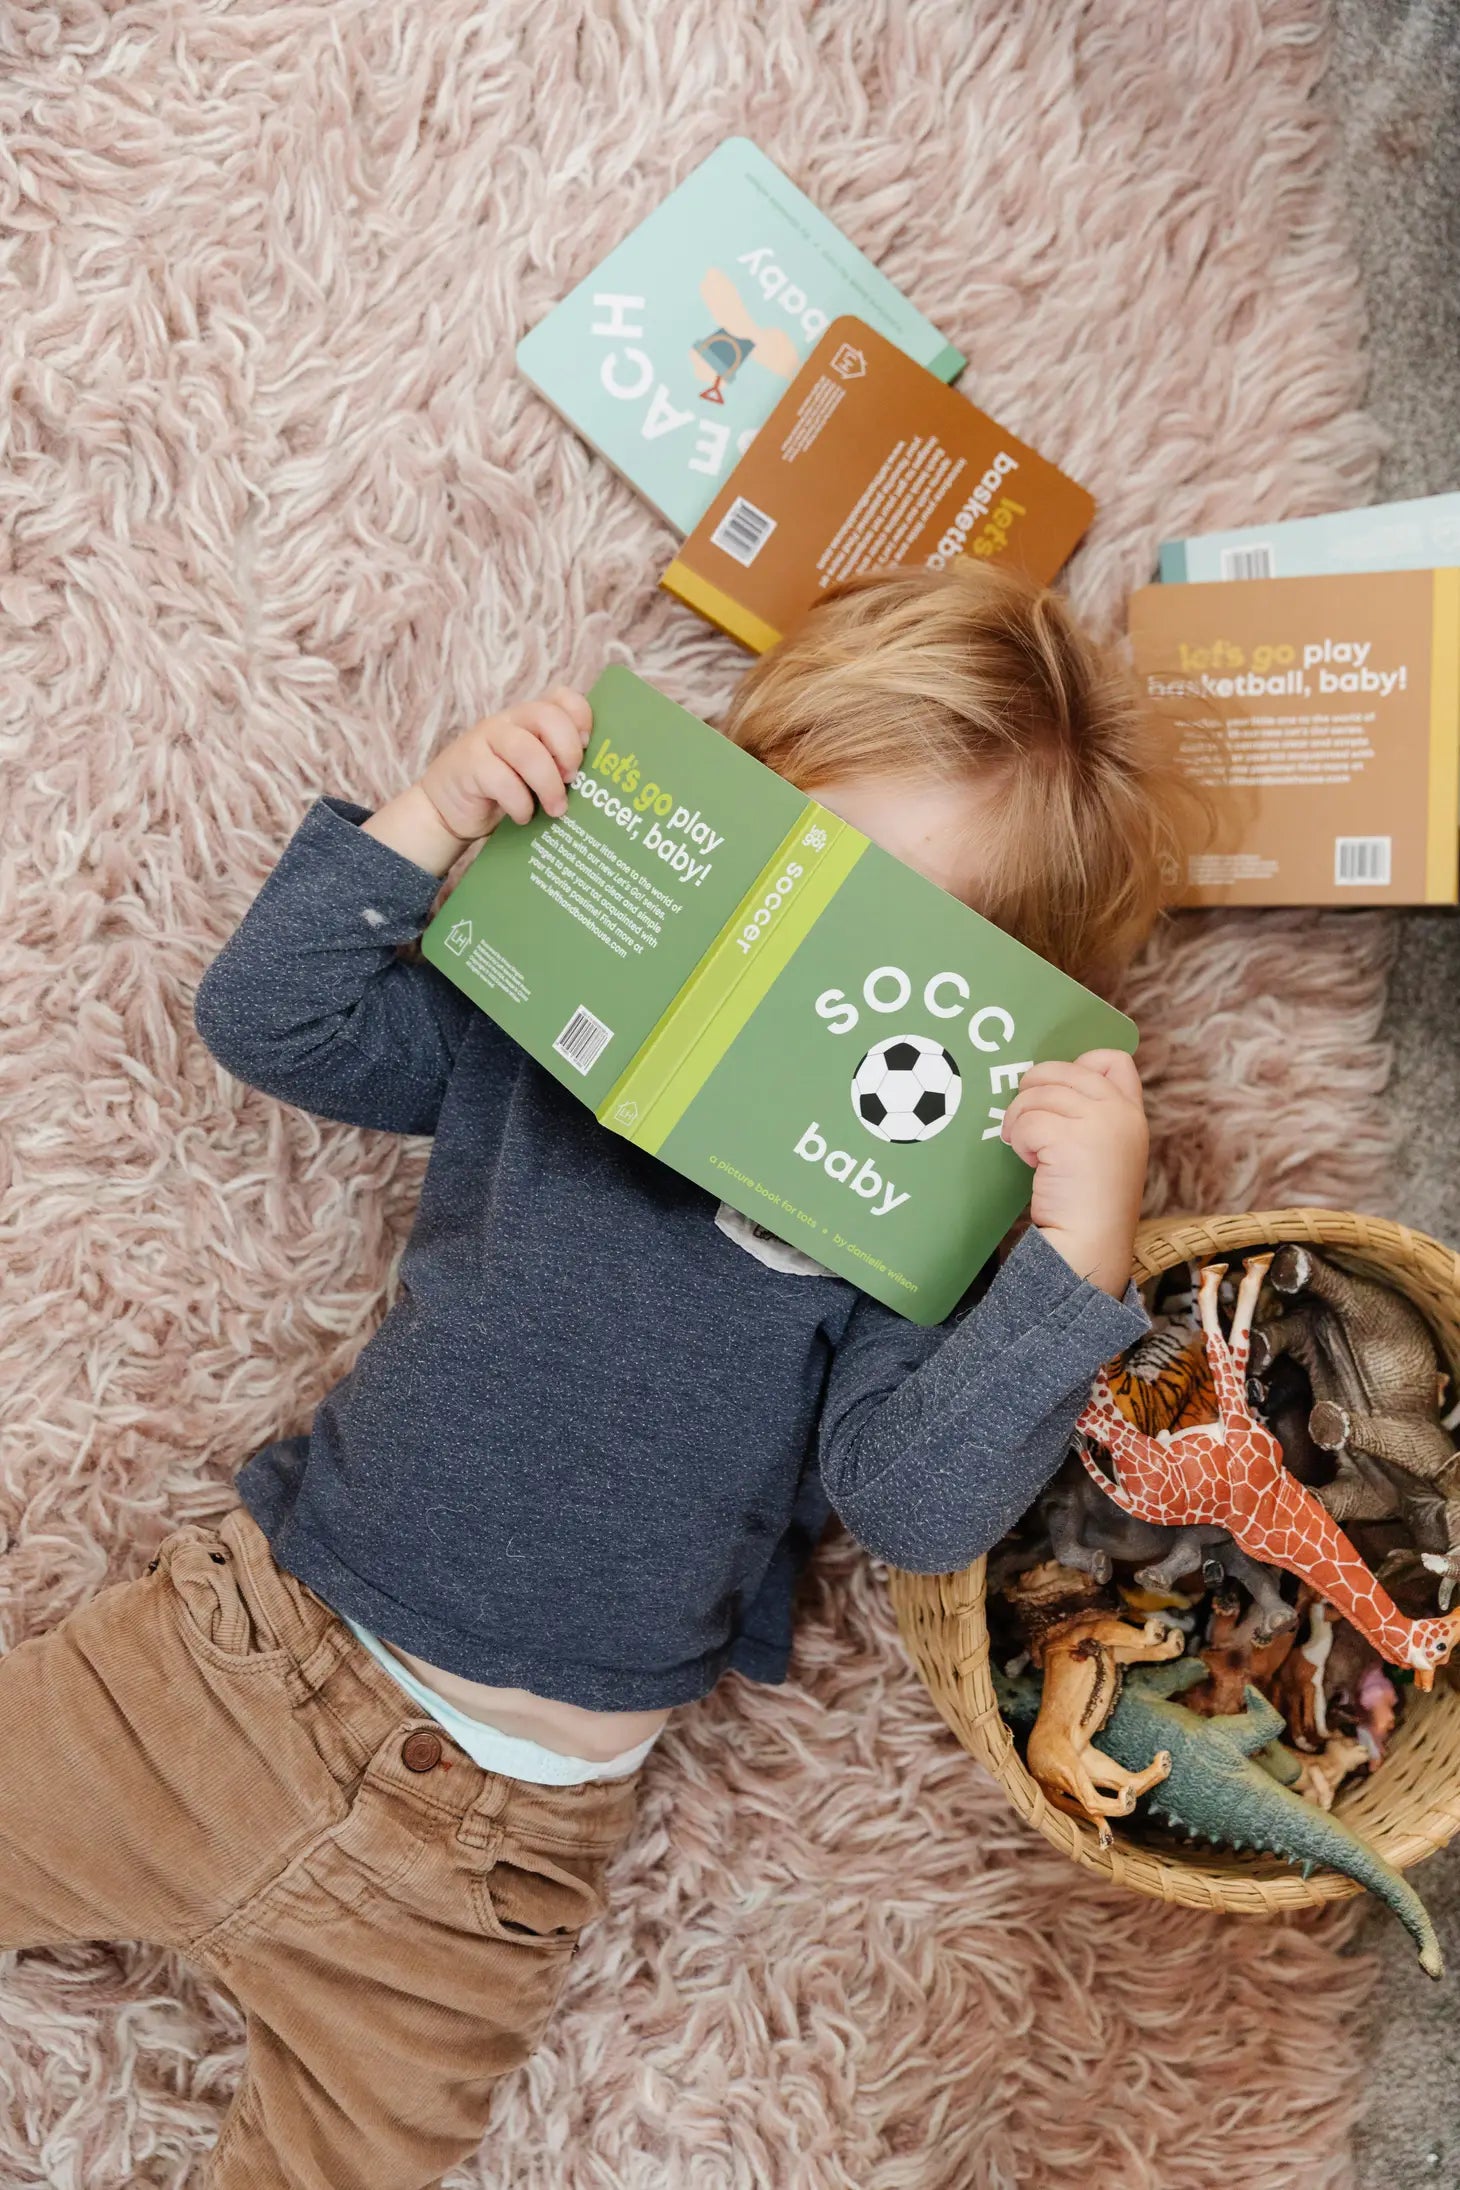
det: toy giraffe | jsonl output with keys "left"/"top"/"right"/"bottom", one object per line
{"left": 1077, "top": 1254, "right": 1460, "bottom": 1689}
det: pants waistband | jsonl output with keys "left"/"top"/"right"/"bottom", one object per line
{"left": 214, "top": 1505, "right": 645, "bottom": 1855}
{"left": 338, "top": 1611, "right": 661, "bottom": 1783}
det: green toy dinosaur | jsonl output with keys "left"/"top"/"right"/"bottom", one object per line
{"left": 994, "top": 1657, "right": 1442, "bottom": 1977}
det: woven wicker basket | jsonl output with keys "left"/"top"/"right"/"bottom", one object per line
{"left": 888, "top": 1206, "right": 1460, "bottom": 1915}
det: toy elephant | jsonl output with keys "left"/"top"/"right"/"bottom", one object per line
{"left": 1250, "top": 1243, "right": 1460, "bottom": 1597}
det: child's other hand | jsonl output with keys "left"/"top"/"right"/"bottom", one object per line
{"left": 1000, "top": 1050, "right": 1148, "bottom": 1298}
{"left": 422, "top": 687, "right": 593, "bottom": 843}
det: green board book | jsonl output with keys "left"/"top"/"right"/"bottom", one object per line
{"left": 516, "top": 137, "right": 965, "bottom": 536}
{"left": 422, "top": 668, "right": 1136, "bottom": 1324}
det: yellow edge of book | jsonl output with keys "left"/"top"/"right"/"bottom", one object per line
{"left": 1428, "top": 567, "right": 1460, "bottom": 902}
{"left": 660, "top": 558, "right": 783, "bottom": 655}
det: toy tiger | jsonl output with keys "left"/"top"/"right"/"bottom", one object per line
{"left": 1105, "top": 1321, "right": 1218, "bottom": 1437}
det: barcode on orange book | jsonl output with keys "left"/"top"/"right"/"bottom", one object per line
{"left": 711, "top": 496, "right": 777, "bottom": 566}
{"left": 1334, "top": 837, "right": 1391, "bottom": 886}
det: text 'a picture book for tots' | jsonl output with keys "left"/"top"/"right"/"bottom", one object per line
{"left": 515, "top": 138, "right": 965, "bottom": 536}
{"left": 421, "top": 667, "right": 1135, "bottom": 1325}
{"left": 660, "top": 318, "right": 1096, "bottom": 653}
{"left": 1130, "top": 567, "right": 1460, "bottom": 907}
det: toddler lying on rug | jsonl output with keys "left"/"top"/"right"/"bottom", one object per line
{"left": 0, "top": 563, "right": 1188, "bottom": 2189}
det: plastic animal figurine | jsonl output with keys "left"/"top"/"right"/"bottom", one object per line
{"left": 997, "top": 1556, "right": 1110, "bottom": 1642}
{"left": 1102, "top": 1322, "right": 1217, "bottom": 1436}
{"left": 1024, "top": 1611, "right": 1184, "bottom": 1846}
{"left": 995, "top": 1659, "right": 1441, "bottom": 1975}
{"left": 1354, "top": 1662, "right": 1400, "bottom": 1764}
{"left": 1257, "top": 1244, "right": 1452, "bottom": 1476}
{"left": 1249, "top": 1725, "right": 1369, "bottom": 1805}
{"left": 1269, "top": 1593, "right": 1334, "bottom": 1752}
{"left": 1251, "top": 1735, "right": 1306, "bottom": 1791}
{"left": 1253, "top": 1244, "right": 1460, "bottom": 1583}
{"left": 1077, "top": 1254, "right": 1460, "bottom": 1687}
{"left": 1105, "top": 1662, "right": 1442, "bottom": 1976}
{"left": 1041, "top": 1456, "right": 1294, "bottom": 1634}
{"left": 1185, "top": 1593, "right": 1295, "bottom": 1716}
{"left": 1314, "top": 1617, "right": 1400, "bottom": 1769}
{"left": 1256, "top": 1347, "right": 1339, "bottom": 1487}
{"left": 1294, "top": 1734, "right": 1371, "bottom": 1812}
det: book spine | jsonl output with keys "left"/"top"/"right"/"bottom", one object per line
{"left": 1427, "top": 567, "right": 1460, "bottom": 902}
{"left": 596, "top": 804, "right": 866, "bottom": 1153}
{"left": 659, "top": 557, "right": 783, "bottom": 654}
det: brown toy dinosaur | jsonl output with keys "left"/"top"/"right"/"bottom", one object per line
{"left": 1025, "top": 1610, "right": 1185, "bottom": 1846}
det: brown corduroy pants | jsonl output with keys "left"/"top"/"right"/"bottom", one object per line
{"left": 0, "top": 1503, "right": 646, "bottom": 2189}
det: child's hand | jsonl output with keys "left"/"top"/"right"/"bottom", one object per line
{"left": 364, "top": 687, "right": 594, "bottom": 876}
{"left": 1000, "top": 1050, "right": 1148, "bottom": 1298}
{"left": 422, "top": 686, "right": 593, "bottom": 842}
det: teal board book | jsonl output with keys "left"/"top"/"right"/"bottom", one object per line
{"left": 1159, "top": 493, "right": 1460, "bottom": 583}
{"left": 422, "top": 667, "right": 1135, "bottom": 1324}
{"left": 516, "top": 138, "right": 965, "bottom": 536}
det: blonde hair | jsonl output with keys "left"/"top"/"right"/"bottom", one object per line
{"left": 721, "top": 560, "right": 1211, "bottom": 987}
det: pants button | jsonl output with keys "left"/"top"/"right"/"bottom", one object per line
{"left": 401, "top": 1731, "right": 443, "bottom": 1773}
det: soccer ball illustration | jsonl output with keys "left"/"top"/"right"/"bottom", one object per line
{"left": 850, "top": 1035, "right": 962, "bottom": 1143}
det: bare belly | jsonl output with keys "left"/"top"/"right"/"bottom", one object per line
{"left": 380, "top": 1638, "right": 672, "bottom": 1762}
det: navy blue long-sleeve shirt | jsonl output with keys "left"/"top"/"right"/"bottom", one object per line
{"left": 193, "top": 797, "right": 1148, "bottom": 1710}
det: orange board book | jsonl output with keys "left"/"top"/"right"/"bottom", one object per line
{"left": 660, "top": 317, "right": 1095, "bottom": 653}
{"left": 1129, "top": 567, "right": 1460, "bottom": 906}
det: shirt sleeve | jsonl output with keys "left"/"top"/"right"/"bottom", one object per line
{"left": 192, "top": 796, "right": 480, "bottom": 1136}
{"left": 817, "top": 1224, "right": 1151, "bottom": 1574}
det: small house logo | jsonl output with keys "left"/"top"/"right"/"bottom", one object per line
{"left": 830, "top": 342, "right": 866, "bottom": 381}
{"left": 614, "top": 1099, "right": 640, "bottom": 1128}
{"left": 444, "top": 919, "right": 473, "bottom": 956}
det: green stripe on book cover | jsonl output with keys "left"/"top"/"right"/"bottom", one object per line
{"left": 597, "top": 804, "right": 866, "bottom": 1155}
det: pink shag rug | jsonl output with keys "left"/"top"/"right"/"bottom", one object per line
{"left": 0, "top": 2, "right": 1397, "bottom": 2185}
